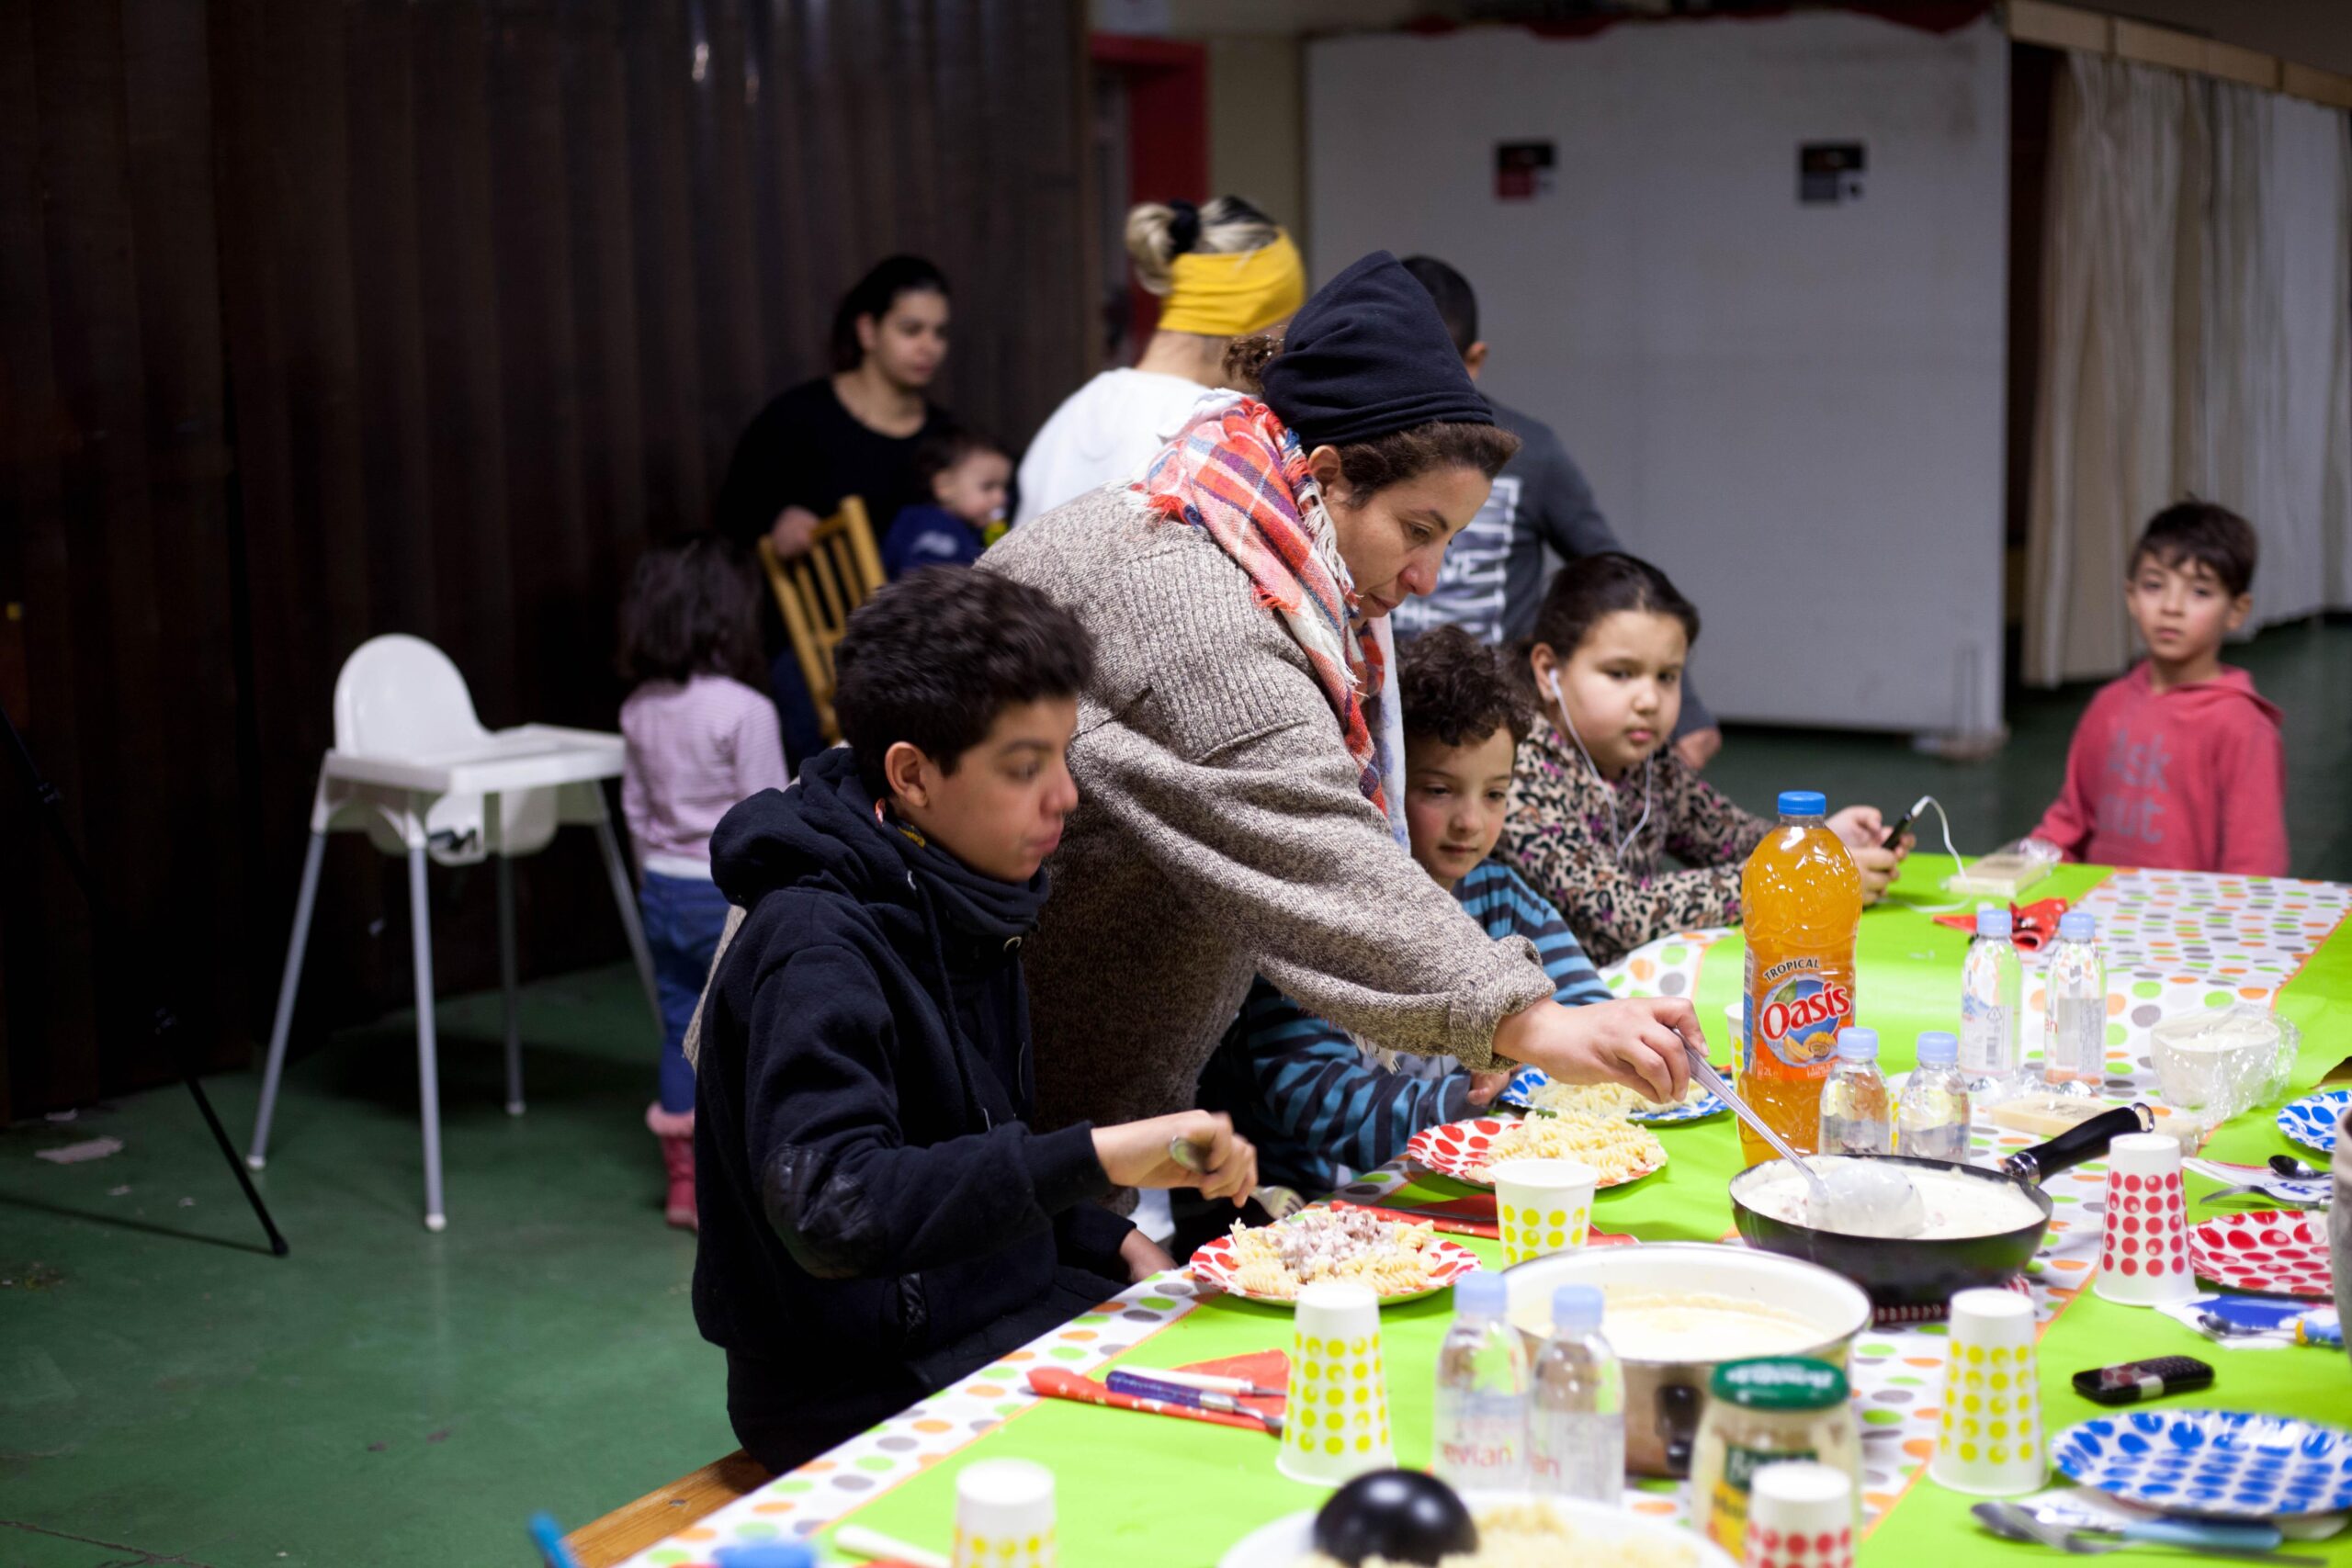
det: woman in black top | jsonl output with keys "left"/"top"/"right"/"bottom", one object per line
{"left": 717, "top": 254, "right": 956, "bottom": 559}
{"left": 717, "top": 256, "right": 956, "bottom": 761}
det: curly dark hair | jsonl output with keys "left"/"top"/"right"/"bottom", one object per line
{"left": 1220, "top": 326, "right": 1520, "bottom": 497}
{"left": 2132, "top": 499, "right": 2257, "bottom": 597}
{"left": 616, "top": 532, "right": 763, "bottom": 687}
{"left": 1398, "top": 625, "right": 1532, "bottom": 750}
{"left": 833, "top": 568, "right": 1095, "bottom": 800}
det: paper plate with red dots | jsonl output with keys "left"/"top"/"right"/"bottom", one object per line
{"left": 1185, "top": 1223, "right": 1483, "bottom": 1306}
{"left": 1216, "top": 1489, "right": 1739, "bottom": 1568}
{"left": 2187, "top": 1210, "right": 2334, "bottom": 1299}
{"left": 1404, "top": 1116, "right": 1667, "bottom": 1190}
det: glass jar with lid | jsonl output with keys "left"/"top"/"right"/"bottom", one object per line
{"left": 1688, "top": 1356, "right": 1862, "bottom": 1559}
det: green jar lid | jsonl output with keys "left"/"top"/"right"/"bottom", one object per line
{"left": 1709, "top": 1356, "right": 1849, "bottom": 1410}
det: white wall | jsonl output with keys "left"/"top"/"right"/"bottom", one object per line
{"left": 1308, "top": 14, "right": 2010, "bottom": 735}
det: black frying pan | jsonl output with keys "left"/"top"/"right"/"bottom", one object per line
{"left": 1727, "top": 1105, "right": 2153, "bottom": 1310}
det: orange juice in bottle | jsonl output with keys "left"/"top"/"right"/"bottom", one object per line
{"left": 1738, "top": 790, "right": 1860, "bottom": 1164}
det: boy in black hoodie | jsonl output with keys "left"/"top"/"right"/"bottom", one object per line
{"left": 693, "top": 567, "right": 1258, "bottom": 1472}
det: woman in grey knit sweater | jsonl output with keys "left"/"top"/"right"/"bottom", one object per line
{"left": 982, "top": 253, "right": 1701, "bottom": 1210}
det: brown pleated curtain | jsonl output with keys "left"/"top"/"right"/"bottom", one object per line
{"left": 0, "top": 0, "right": 1095, "bottom": 1119}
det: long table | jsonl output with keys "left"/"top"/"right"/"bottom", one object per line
{"left": 615, "top": 857, "right": 2351, "bottom": 1566}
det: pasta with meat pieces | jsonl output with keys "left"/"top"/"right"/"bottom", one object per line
{"left": 1473, "top": 1113, "right": 1667, "bottom": 1185}
{"left": 1223, "top": 1208, "right": 1441, "bottom": 1300}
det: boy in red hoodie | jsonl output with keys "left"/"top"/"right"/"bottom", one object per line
{"left": 2029, "top": 502, "right": 2286, "bottom": 875}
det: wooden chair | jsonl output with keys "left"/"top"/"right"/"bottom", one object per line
{"left": 757, "top": 495, "right": 886, "bottom": 744}
{"left": 565, "top": 1449, "right": 769, "bottom": 1567}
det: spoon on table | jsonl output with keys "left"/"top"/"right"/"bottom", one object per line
{"left": 1971, "top": 1503, "right": 2321, "bottom": 1562}
{"left": 2270, "top": 1155, "right": 2324, "bottom": 1180}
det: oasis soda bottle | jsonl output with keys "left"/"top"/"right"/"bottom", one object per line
{"left": 1738, "top": 789, "right": 1860, "bottom": 1164}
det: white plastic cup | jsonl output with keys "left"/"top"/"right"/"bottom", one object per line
{"left": 1490, "top": 1157, "right": 1598, "bottom": 1265}
{"left": 1928, "top": 1288, "right": 2046, "bottom": 1497}
{"left": 1746, "top": 1461, "right": 1856, "bottom": 1568}
{"left": 950, "top": 1458, "right": 1056, "bottom": 1568}
{"left": 1276, "top": 1280, "right": 1393, "bottom": 1485}
{"left": 2095, "top": 1132, "right": 2197, "bottom": 1306}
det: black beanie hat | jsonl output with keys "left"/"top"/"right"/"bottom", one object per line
{"left": 1260, "top": 250, "right": 1495, "bottom": 449}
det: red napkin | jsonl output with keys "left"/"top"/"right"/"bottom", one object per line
{"left": 1931, "top": 896, "right": 2071, "bottom": 953}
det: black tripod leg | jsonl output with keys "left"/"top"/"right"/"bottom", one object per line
{"left": 186, "top": 1072, "right": 289, "bottom": 1256}
{"left": 3, "top": 700, "right": 288, "bottom": 1256}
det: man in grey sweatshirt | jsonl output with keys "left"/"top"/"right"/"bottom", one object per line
{"left": 1396, "top": 255, "right": 1723, "bottom": 771}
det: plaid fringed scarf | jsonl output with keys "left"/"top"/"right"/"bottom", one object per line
{"left": 1132, "top": 394, "right": 1394, "bottom": 818}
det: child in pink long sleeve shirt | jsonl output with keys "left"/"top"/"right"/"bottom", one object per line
{"left": 2030, "top": 502, "right": 2287, "bottom": 875}
{"left": 618, "top": 535, "right": 790, "bottom": 1227}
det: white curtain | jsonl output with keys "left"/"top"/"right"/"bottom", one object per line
{"left": 2025, "top": 54, "right": 2352, "bottom": 686}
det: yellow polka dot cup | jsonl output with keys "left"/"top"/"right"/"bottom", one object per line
{"left": 1276, "top": 1280, "right": 1394, "bottom": 1486}
{"left": 1928, "top": 1288, "right": 2046, "bottom": 1497}
{"left": 949, "top": 1457, "right": 1056, "bottom": 1568}
{"left": 1490, "top": 1157, "right": 1597, "bottom": 1266}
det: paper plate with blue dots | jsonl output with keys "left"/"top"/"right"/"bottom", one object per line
{"left": 2052, "top": 1410, "right": 2352, "bottom": 1518}
{"left": 2275, "top": 1089, "right": 2346, "bottom": 1156}
{"left": 1501, "top": 1066, "right": 1725, "bottom": 1124}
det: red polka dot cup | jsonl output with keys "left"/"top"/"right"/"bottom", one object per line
{"left": 2094, "top": 1133, "right": 2196, "bottom": 1306}
{"left": 1745, "top": 1461, "right": 1854, "bottom": 1568}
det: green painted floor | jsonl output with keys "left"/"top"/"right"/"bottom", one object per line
{"left": 2, "top": 618, "right": 2346, "bottom": 1566}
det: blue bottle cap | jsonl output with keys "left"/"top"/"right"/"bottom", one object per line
{"left": 1553, "top": 1284, "right": 1604, "bottom": 1335}
{"left": 1456, "top": 1270, "right": 1508, "bottom": 1315}
{"left": 1836, "top": 1027, "right": 1878, "bottom": 1062}
{"left": 2059, "top": 910, "right": 2096, "bottom": 942}
{"left": 1777, "top": 790, "right": 1827, "bottom": 818}
{"left": 1975, "top": 906, "right": 2013, "bottom": 938}
{"left": 1917, "top": 1031, "right": 1959, "bottom": 1066}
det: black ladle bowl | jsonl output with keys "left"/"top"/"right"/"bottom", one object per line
{"left": 1728, "top": 1105, "right": 2152, "bottom": 1311}
{"left": 1311, "top": 1470, "right": 1478, "bottom": 1567}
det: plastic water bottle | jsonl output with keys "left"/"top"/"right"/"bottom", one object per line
{"left": 1434, "top": 1270, "right": 1530, "bottom": 1489}
{"left": 1896, "top": 1031, "right": 1972, "bottom": 1163}
{"left": 1531, "top": 1284, "right": 1624, "bottom": 1501}
{"left": 2042, "top": 911, "right": 2106, "bottom": 1097}
{"left": 1817, "top": 1027, "right": 1892, "bottom": 1156}
{"left": 1959, "top": 907, "right": 2022, "bottom": 1100}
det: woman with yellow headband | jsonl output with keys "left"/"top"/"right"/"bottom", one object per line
{"left": 1011, "top": 196, "right": 1306, "bottom": 528}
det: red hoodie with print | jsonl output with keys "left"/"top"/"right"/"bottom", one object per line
{"left": 2031, "top": 662, "right": 2287, "bottom": 875}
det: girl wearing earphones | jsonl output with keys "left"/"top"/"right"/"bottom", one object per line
{"left": 1500, "top": 554, "right": 1907, "bottom": 966}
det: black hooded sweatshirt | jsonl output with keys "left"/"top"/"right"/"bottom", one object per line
{"left": 692, "top": 748, "right": 1133, "bottom": 1465}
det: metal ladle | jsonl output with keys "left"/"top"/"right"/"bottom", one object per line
{"left": 1686, "top": 1042, "right": 1926, "bottom": 1237}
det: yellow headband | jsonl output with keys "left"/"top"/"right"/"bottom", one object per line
{"left": 1155, "top": 231, "right": 1307, "bottom": 338}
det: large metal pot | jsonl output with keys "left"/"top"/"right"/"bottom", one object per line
{"left": 1501, "top": 1244, "right": 1871, "bottom": 1478}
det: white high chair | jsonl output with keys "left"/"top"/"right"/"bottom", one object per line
{"left": 245, "top": 634, "right": 662, "bottom": 1230}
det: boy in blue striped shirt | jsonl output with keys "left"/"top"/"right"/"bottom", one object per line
{"left": 1199, "top": 626, "right": 1610, "bottom": 1197}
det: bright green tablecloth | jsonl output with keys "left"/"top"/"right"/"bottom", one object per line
{"left": 816, "top": 859, "right": 2349, "bottom": 1566}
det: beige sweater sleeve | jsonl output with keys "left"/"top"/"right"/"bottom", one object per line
{"left": 1075, "top": 716, "right": 1551, "bottom": 1067}
{"left": 1066, "top": 576, "right": 1555, "bottom": 1066}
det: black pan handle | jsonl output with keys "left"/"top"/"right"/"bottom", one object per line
{"left": 2000, "top": 1104, "right": 2154, "bottom": 1186}
{"left": 1657, "top": 1381, "right": 1702, "bottom": 1477}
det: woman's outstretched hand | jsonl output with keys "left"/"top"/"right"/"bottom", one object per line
{"left": 1492, "top": 996, "right": 1701, "bottom": 1102}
